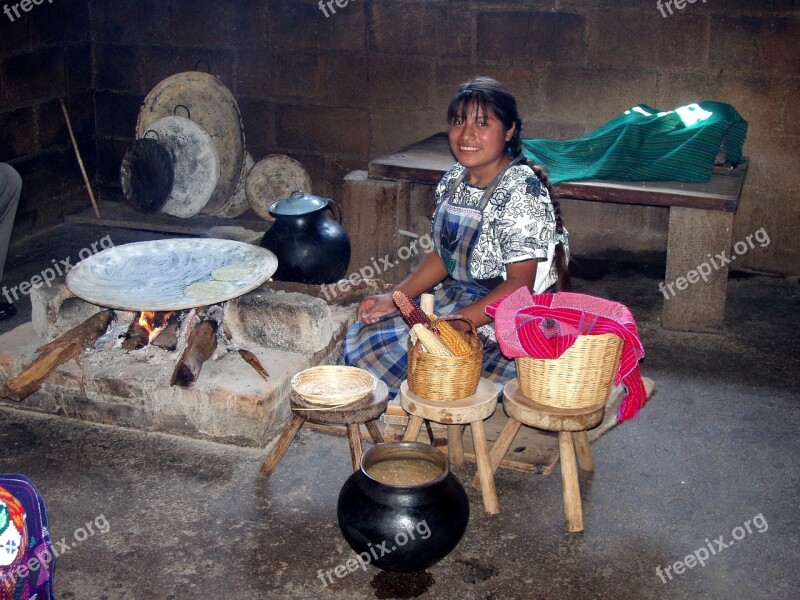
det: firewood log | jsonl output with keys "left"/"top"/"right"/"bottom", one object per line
{"left": 170, "top": 320, "right": 217, "bottom": 387}
{"left": 3, "top": 311, "right": 112, "bottom": 401}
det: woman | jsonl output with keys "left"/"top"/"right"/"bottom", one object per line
{"left": 341, "top": 77, "right": 570, "bottom": 397}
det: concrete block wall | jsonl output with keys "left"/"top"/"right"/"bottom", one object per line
{"left": 0, "top": 0, "right": 93, "bottom": 242}
{"left": 2, "top": 0, "right": 798, "bottom": 275}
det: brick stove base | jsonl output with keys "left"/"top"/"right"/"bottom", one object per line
{"left": 0, "top": 279, "right": 379, "bottom": 449}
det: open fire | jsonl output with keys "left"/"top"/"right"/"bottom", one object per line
{"left": 138, "top": 311, "right": 175, "bottom": 343}
{"left": 123, "top": 310, "right": 178, "bottom": 350}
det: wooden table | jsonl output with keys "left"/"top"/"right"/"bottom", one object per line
{"left": 343, "top": 133, "right": 749, "bottom": 332}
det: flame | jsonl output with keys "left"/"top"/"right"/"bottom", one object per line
{"left": 138, "top": 311, "right": 175, "bottom": 343}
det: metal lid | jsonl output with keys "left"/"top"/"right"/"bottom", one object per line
{"left": 268, "top": 190, "right": 328, "bottom": 216}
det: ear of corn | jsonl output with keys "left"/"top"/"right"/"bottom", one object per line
{"left": 433, "top": 318, "right": 474, "bottom": 356}
{"left": 393, "top": 291, "right": 439, "bottom": 334}
{"left": 410, "top": 324, "right": 453, "bottom": 357}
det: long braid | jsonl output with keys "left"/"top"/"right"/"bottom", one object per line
{"left": 508, "top": 125, "right": 572, "bottom": 291}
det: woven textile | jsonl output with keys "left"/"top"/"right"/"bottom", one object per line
{"left": 522, "top": 102, "right": 748, "bottom": 184}
{"left": 486, "top": 288, "right": 647, "bottom": 421}
{"left": 0, "top": 475, "right": 55, "bottom": 600}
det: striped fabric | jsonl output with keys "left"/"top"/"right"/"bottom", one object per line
{"left": 340, "top": 280, "right": 517, "bottom": 399}
{"left": 486, "top": 288, "right": 646, "bottom": 421}
{"left": 522, "top": 102, "right": 748, "bottom": 184}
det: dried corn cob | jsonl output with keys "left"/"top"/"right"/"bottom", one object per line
{"left": 433, "top": 318, "right": 474, "bottom": 356}
{"left": 393, "top": 291, "right": 439, "bottom": 334}
{"left": 410, "top": 324, "right": 453, "bottom": 357}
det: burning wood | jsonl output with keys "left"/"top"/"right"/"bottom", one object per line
{"left": 3, "top": 311, "right": 113, "bottom": 401}
{"left": 170, "top": 320, "right": 217, "bottom": 387}
{"left": 151, "top": 321, "right": 179, "bottom": 350}
{"left": 122, "top": 311, "right": 176, "bottom": 350}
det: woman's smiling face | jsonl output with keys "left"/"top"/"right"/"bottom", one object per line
{"left": 448, "top": 101, "right": 515, "bottom": 186}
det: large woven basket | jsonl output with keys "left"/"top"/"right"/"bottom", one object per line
{"left": 407, "top": 315, "right": 483, "bottom": 401}
{"left": 515, "top": 333, "right": 623, "bottom": 410}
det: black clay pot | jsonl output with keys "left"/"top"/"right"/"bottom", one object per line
{"left": 337, "top": 442, "right": 469, "bottom": 573}
{"left": 259, "top": 190, "right": 351, "bottom": 285}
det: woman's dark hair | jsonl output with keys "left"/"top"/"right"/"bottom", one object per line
{"left": 447, "top": 76, "right": 571, "bottom": 292}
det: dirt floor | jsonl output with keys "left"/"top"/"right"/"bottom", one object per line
{"left": 1, "top": 223, "right": 798, "bottom": 599}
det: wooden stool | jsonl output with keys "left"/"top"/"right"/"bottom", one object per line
{"left": 259, "top": 380, "right": 389, "bottom": 477}
{"left": 476, "top": 379, "right": 605, "bottom": 532}
{"left": 400, "top": 378, "right": 500, "bottom": 514}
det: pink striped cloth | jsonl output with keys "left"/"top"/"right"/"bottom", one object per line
{"left": 486, "top": 287, "right": 647, "bottom": 421}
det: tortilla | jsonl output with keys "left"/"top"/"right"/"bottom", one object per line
{"left": 212, "top": 262, "right": 259, "bottom": 281}
{"left": 184, "top": 280, "right": 232, "bottom": 299}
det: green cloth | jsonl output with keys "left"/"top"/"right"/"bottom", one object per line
{"left": 522, "top": 102, "right": 748, "bottom": 184}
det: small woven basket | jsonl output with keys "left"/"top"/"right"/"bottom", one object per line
{"left": 515, "top": 333, "right": 623, "bottom": 410}
{"left": 407, "top": 315, "right": 483, "bottom": 401}
{"left": 291, "top": 366, "right": 377, "bottom": 408}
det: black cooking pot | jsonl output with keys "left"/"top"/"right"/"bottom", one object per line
{"left": 259, "top": 190, "right": 350, "bottom": 285}
{"left": 337, "top": 442, "right": 469, "bottom": 573}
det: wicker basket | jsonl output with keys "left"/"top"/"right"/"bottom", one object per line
{"left": 291, "top": 366, "right": 377, "bottom": 408}
{"left": 407, "top": 315, "right": 482, "bottom": 401}
{"left": 515, "top": 333, "right": 623, "bottom": 410}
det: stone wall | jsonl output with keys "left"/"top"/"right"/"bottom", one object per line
{"left": 0, "top": 0, "right": 93, "bottom": 241}
{"left": 3, "top": 0, "right": 798, "bottom": 274}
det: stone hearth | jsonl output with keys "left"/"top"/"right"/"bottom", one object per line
{"left": 0, "top": 279, "right": 382, "bottom": 449}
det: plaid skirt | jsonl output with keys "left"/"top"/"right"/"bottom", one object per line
{"left": 339, "top": 280, "right": 516, "bottom": 399}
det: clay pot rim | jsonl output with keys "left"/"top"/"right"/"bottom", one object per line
{"left": 360, "top": 441, "right": 449, "bottom": 489}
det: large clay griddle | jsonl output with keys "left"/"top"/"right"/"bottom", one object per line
{"left": 66, "top": 239, "right": 277, "bottom": 312}
{"left": 144, "top": 115, "right": 220, "bottom": 218}
{"left": 136, "top": 72, "right": 247, "bottom": 216}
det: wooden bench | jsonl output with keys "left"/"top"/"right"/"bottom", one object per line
{"left": 343, "top": 133, "right": 749, "bottom": 333}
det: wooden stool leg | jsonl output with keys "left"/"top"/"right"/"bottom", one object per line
{"left": 573, "top": 431, "right": 594, "bottom": 472}
{"left": 447, "top": 425, "right": 464, "bottom": 466}
{"left": 259, "top": 414, "right": 305, "bottom": 478}
{"left": 402, "top": 415, "right": 424, "bottom": 442}
{"left": 365, "top": 420, "right": 384, "bottom": 444}
{"left": 472, "top": 417, "right": 521, "bottom": 489}
{"left": 558, "top": 431, "right": 583, "bottom": 532}
{"left": 471, "top": 420, "right": 499, "bottom": 515}
{"left": 347, "top": 423, "right": 364, "bottom": 471}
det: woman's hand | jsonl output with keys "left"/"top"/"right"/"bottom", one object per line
{"left": 357, "top": 293, "right": 397, "bottom": 324}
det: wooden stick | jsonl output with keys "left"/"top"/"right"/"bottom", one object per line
{"left": 60, "top": 99, "right": 101, "bottom": 218}
{"left": 4, "top": 311, "right": 112, "bottom": 401}
{"left": 238, "top": 349, "right": 270, "bottom": 381}
{"left": 170, "top": 320, "right": 217, "bottom": 387}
